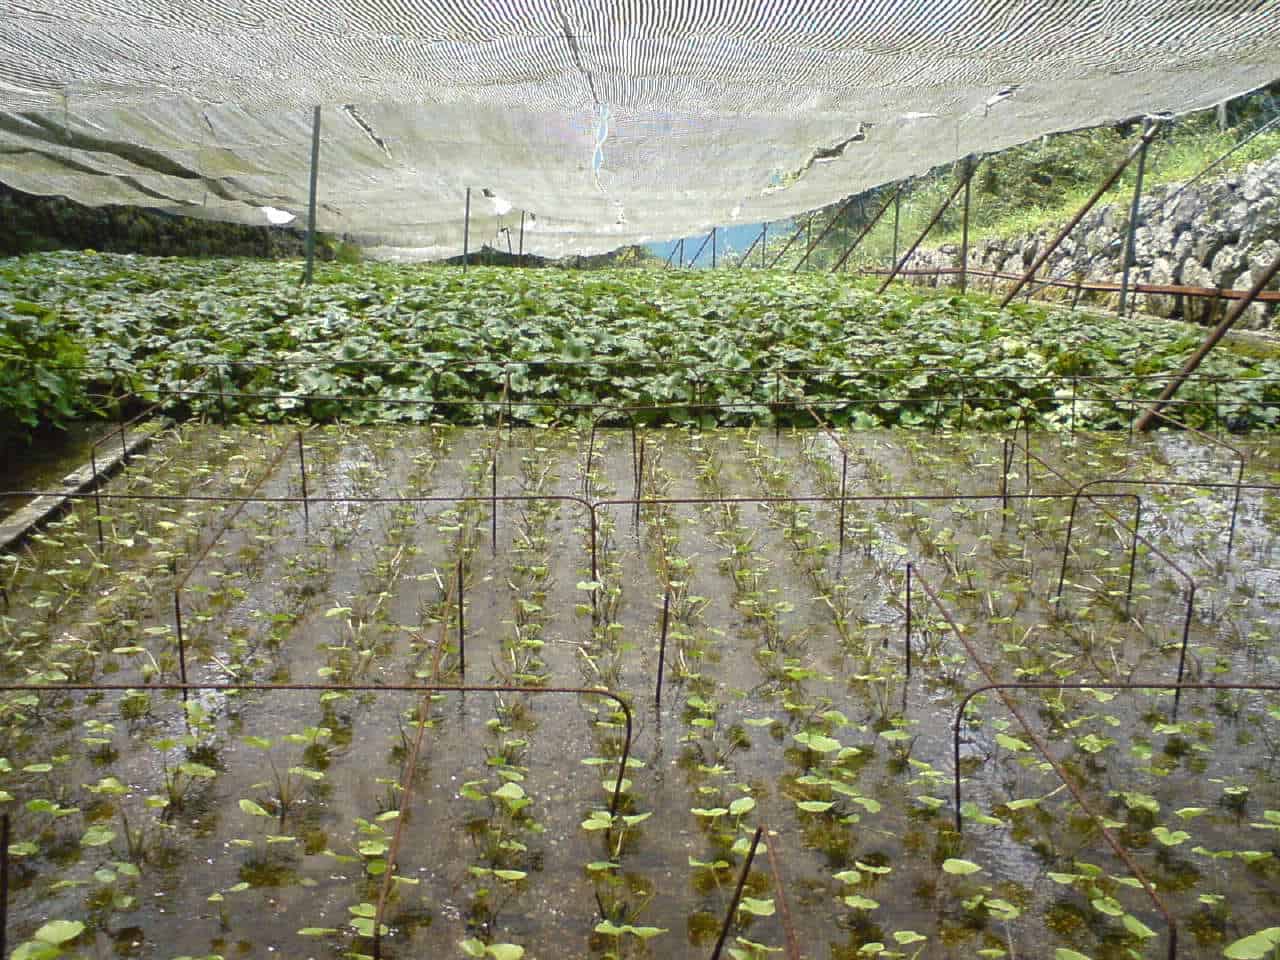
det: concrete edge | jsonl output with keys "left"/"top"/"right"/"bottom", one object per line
{"left": 0, "top": 419, "right": 170, "bottom": 554}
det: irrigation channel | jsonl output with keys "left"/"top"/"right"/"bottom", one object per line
{"left": 1, "top": 421, "right": 1279, "bottom": 960}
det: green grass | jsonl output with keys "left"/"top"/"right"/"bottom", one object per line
{"left": 924, "top": 124, "right": 1280, "bottom": 251}
{"left": 761, "top": 87, "right": 1280, "bottom": 274}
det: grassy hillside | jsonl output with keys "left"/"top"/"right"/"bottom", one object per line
{"left": 766, "top": 84, "right": 1280, "bottom": 272}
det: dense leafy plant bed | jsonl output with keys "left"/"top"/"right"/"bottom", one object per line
{"left": 1, "top": 423, "right": 1278, "bottom": 959}
{"left": 2, "top": 254, "right": 1278, "bottom": 433}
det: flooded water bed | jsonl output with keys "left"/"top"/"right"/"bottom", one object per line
{"left": 1, "top": 424, "right": 1279, "bottom": 960}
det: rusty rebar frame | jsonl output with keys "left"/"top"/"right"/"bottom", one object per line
{"left": 908, "top": 571, "right": 1180, "bottom": 960}
{"left": 1007, "top": 437, "right": 1200, "bottom": 708}
{"left": 171, "top": 432, "right": 303, "bottom": 694}
{"left": 860, "top": 265, "right": 1280, "bottom": 307}
{"left": 1096, "top": 385, "right": 1248, "bottom": 554}
{"left": 0, "top": 681, "right": 633, "bottom": 958}
{"left": 951, "top": 680, "right": 1280, "bottom": 960}
{"left": 86, "top": 399, "right": 170, "bottom": 547}
{"left": 1055, "top": 484, "right": 1142, "bottom": 617}
{"left": 584, "top": 395, "right": 1027, "bottom": 500}
{"left": 4, "top": 412, "right": 1277, "bottom": 957}
{"left": 711, "top": 826, "right": 764, "bottom": 960}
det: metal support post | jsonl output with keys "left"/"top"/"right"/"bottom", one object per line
{"left": 1002, "top": 122, "right": 1160, "bottom": 305}
{"left": 959, "top": 156, "right": 973, "bottom": 294}
{"left": 686, "top": 229, "right": 714, "bottom": 268}
{"left": 457, "top": 557, "right": 466, "bottom": 679}
{"left": 297, "top": 432, "right": 309, "bottom": 528}
{"left": 518, "top": 211, "right": 525, "bottom": 266}
{"left": 737, "top": 225, "right": 766, "bottom": 268}
{"left": 794, "top": 195, "right": 858, "bottom": 272}
{"left": 1136, "top": 250, "right": 1280, "bottom": 430}
{"left": 891, "top": 191, "right": 900, "bottom": 268}
{"left": 767, "top": 215, "right": 812, "bottom": 269}
{"left": 831, "top": 184, "right": 903, "bottom": 273}
{"left": 877, "top": 159, "right": 979, "bottom": 294}
{"left": 761, "top": 222, "right": 767, "bottom": 267}
{"left": 655, "top": 590, "right": 671, "bottom": 705}
{"left": 303, "top": 106, "right": 321, "bottom": 285}
{"left": 462, "top": 187, "right": 471, "bottom": 270}
{"left": 711, "top": 228, "right": 716, "bottom": 268}
{"left": 1118, "top": 119, "right": 1152, "bottom": 317}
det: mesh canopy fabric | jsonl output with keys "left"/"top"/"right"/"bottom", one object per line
{"left": 1, "top": 0, "right": 1277, "bottom": 258}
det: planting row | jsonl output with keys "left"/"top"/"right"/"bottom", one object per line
{"left": 1, "top": 424, "right": 1278, "bottom": 959}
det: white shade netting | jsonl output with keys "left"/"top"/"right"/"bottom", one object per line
{"left": 1, "top": 0, "right": 1277, "bottom": 259}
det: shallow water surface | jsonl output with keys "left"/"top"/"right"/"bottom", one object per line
{"left": 0, "top": 424, "right": 1277, "bottom": 959}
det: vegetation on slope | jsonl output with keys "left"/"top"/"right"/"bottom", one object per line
{"left": 765, "top": 83, "right": 1280, "bottom": 272}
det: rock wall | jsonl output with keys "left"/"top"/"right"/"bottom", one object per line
{"left": 909, "top": 153, "right": 1280, "bottom": 327}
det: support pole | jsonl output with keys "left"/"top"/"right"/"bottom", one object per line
{"left": 297, "top": 432, "right": 309, "bottom": 529}
{"left": 664, "top": 240, "right": 679, "bottom": 269}
{"left": 1001, "top": 122, "right": 1160, "bottom": 306}
{"left": 767, "top": 215, "right": 812, "bottom": 269}
{"left": 794, "top": 195, "right": 858, "bottom": 273}
{"left": 0, "top": 813, "right": 7, "bottom": 960}
{"left": 877, "top": 159, "right": 979, "bottom": 295}
{"left": 1135, "top": 250, "right": 1280, "bottom": 431}
{"left": 711, "top": 227, "right": 716, "bottom": 268}
{"left": 831, "top": 184, "right": 903, "bottom": 273}
{"left": 462, "top": 187, "right": 471, "bottom": 270}
{"left": 761, "top": 222, "right": 767, "bottom": 268}
{"left": 303, "top": 106, "right": 321, "bottom": 285}
{"left": 518, "top": 211, "right": 525, "bottom": 266}
{"left": 891, "top": 191, "right": 900, "bottom": 268}
{"left": 1118, "top": 119, "right": 1153, "bottom": 317}
{"left": 686, "top": 229, "right": 714, "bottom": 268}
{"left": 457, "top": 557, "right": 466, "bottom": 679}
{"left": 655, "top": 589, "right": 671, "bottom": 706}
{"left": 711, "top": 827, "right": 764, "bottom": 960}
{"left": 959, "top": 156, "right": 973, "bottom": 294}
{"left": 678, "top": 238, "right": 684, "bottom": 268}
{"left": 904, "top": 562, "right": 912, "bottom": 675}
{"left": 737, "top": 225, "right": 766, "bottom": 268}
